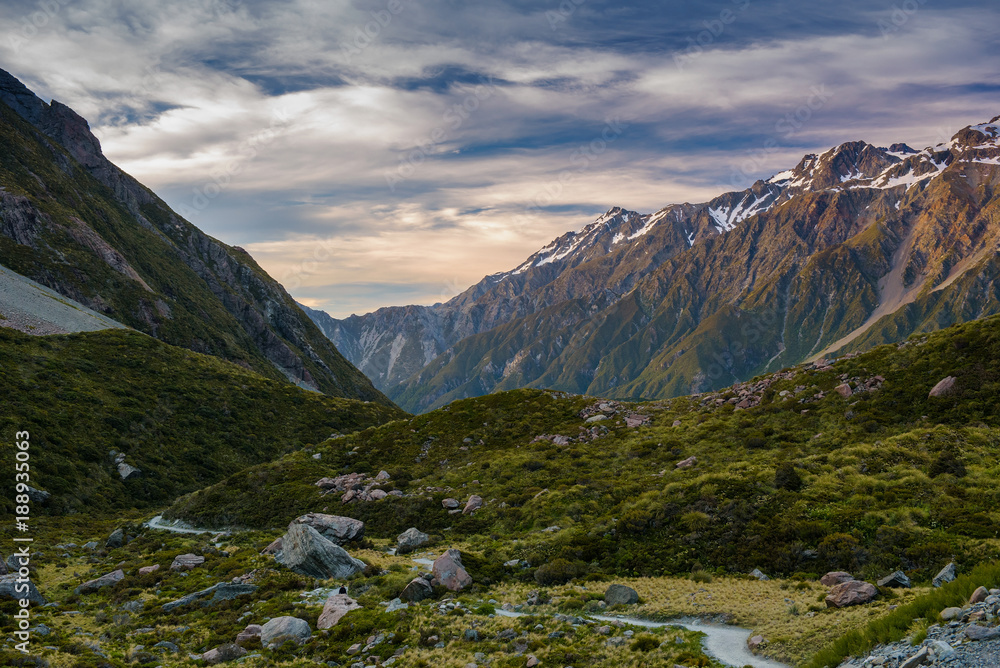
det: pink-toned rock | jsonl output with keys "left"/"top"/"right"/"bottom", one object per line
{"left": 316, "top": 472, "right": 367, "bottom": 492}
{"left": 138, "top": 564, "right": 160, "bottom": 576}
{"left": 75, "top": 569, "right": 125, "bottom": 595}
{"left": 526, "top": 655, "right": 540, "bottom": 667}
{"left": 375, "top": 470, "right": 390, "bottom": 481}
{"left": 970, "top": 586, "right": 990, "bottom": 604}
{"left": 463, "top": 495, "right": 483, "bottom": 515}
{"left": 929, "top": 376, "right": 957, "bottom": 398}
{"left": 171, "top": 554, "right": 205, "bottom": 571}
{"left": 835, "top": 383, "right": 853, "bottom": 398}
{"left": 676, "top": 456, "right": 696, "bottom": 469}
{"left": 368, "top": 489, "right": 387, "bottom": 501}
{"left": 625, "top": 414, "right": 650, "bottom": 428}
{"left": 820, "top": 571, "right": 854, "bottom": 587}
{"left": 317, "top": 593, "right": 362, "bottom": 629}
{"left": 433, "top": 549, "right": 473, "bottom": 591}
{"left": 341, "top": 489, "right": 356, "bottom": 504}
{"left": 235, "top": 624, "right": 262, "bottom": 646}
{"left": 748, "top": 634, "right": 766, "bottom": 651}
{"left": 825, "top": 580, "right": 877, "bottom": 608}
{"left": 202, "top": 643, "right": 246, "bottom": 664}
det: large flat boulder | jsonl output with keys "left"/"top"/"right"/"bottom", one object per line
{"left": 201, "top": 643, "right": 246, "bottom": 664}
{"left": 289, "top": 513, "right": 364, "bottom": 545}
{"left": 396, "top": 527, "right": 430, "bottom": 554}
{"left": 278, "top": 523, "right": 365, "bottom": 579}
{"left": 0, "top": 574, "right": 45, "bottom": 604}
{"left": 162, "top": 583, "right": 258, "bottom": 612}
{"left": 820, "top": 571, "right": 854, "bottom": 587}
{"left": 317, "top": 593, "right": 362, "bottom": 629}
{"left": 825, "top": 580, "right": 877, "bottom": 608}
{"left": 75, "top": 569, "right": 124, "bottom": 595}
{"left": 604, "top": 584, "right": 639, "bottom": 606}
{"left": 260, "top": 616, "right": 311, "bottom": 648}
{"left": 170, "top": 554, "right": 205, "bottom": 571}
{"left": 432, "top": 549, "right": 472, "bottom": 591}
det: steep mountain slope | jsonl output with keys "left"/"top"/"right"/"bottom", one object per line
{"left": 0, "top": 68, "right": 390, "bottom": 404}
{"left": 0, "top": 327, "right": 404, "bottom": 515}
{"left": 314, "top": 118, "right": 1000, "bottom": 412}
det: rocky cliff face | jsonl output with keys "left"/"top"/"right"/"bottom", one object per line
{"left": 0, "top": 68, "right": 390, "bottom": 405}
{"left": 309, "top": 117, "right": 1000, "bottom": 412}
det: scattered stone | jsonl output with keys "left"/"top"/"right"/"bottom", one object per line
{"left": 278, "top": 523, "right": 366, "bottom": 579}
{"left": 83, "top": 541, "right": 99, "bottom": 551}
{"left": 25, "top": 486, "right": 50, "bottom": 503}
{"left": 625, "top": 414, "right": 650, "bottom": 427}
{"left": 969, "top": 586, "right": 989, "bottom": 604}
{"left": 877, "top": 571, "right": 911, "bottom": 589}
{"left": 463, "top": 495, "right": 483, "bottom": 515}
{"left": 397, "top": 527, "right": 430, "bottom": 553}
{"left": 138, "top": 564, "right": 160, "bottom": 576}
{"left": 75, "top": 569, "right": 124, "bottom": 595}
{"left": 260, "top": 616, "right": 311, "bottom": 648}
{"left": 317, "top": 593, "right": 362, "bottom": 629}
{"left": 605, "top": 584, "right": 639, "bottom": 606}
{"left": 928, "top": 376, "right": 957, "bottom": 398}
{"left": 750, "top": 568, "right": 769, "bottom": 581}
{"left": 585, "top": 415, "right": 607, "bottom": 423}
{"left": 820, "top": 571, "right": 854, "bottom": 587}
{"left": 0, "top": 574, "right": 45, "bottom": 604}
{"left": 966, "top": 625, "right": 1000, "bottom": 641}
{"left": 202, "top": 643, "right": 246, "bottom": 664}
{"left": 106, "top": 528, "right": 125, "bottom": 549}
{"left": 442, "top": 498, "right": 460, "bottom": 509}
{"left": 118, "top": 462, "right": 142, "bottom": 480}
{"left": 929, "top": 640, "right": 955, "bottom": 660}
{"left": 161, "top": 583, "right": 258, "bottom": 612}
{"left": 399, "top": 576, "right": 434, "bottom": 602}
{"left": 526, "top": 655, "right": 540, "bottom": 667}
{"left": 170, "top": 554, "right": 205, "bottom": 571}
{"left": 152, "top": 640, "right": 179, "bottom": 653}
{"left": 748, "top": 634, "right": 766, "bottom": 651}
{"left": 386, "top": 598, "right": 408, "bottom": 613}
{"left": 900, "top": 647, "right": 929, "bottom": 668}
{"left": 290, "top": 513, "right": 365, "bottom": 545}
{"left": 375, "top": 470, "right": 391, "bottom": 481}
{"left": 932, "top": 562, "right": 957, "bottom": 588}
{"left": 433, "top": 549, "right": 473, "bottom": 591}
{"left": 834, "top": 383, "right": 853, "bottom": 398}
{"left": 675, "top": 456, "right": 696, "bottom": 469}
{"left": 235, "top": 624, "right": 262, "bottom": 646}
{"left": 940, "top": 607, "right": 963, "bottom": 621}
{"left": 825, "top": 580, "right": 877, "bottom": 608}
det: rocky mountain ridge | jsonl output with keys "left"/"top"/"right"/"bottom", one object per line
{"left": 311, "top": 116, "right": 1000, "bottom": 412}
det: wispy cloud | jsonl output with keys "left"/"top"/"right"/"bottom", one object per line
{"left": 0, "top": 0, "right": 997, "bottom": 317}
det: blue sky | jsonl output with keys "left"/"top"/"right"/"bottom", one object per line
{"left": 2, "top": 0, "right": 999, "bottom": 317}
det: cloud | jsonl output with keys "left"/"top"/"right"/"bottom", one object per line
{"left": 0, "top": 0, "right": 998, "bottom": 317}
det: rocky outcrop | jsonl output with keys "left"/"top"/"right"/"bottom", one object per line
{"left": 277, "top": 523, "right": 365, "bottom": 579}
{"left": 317, "top": 593, "right": 362, "bottom": 629}
{"left": 289, "top": 513, "right": 364, "bottom": 545}
{"left": 201, "top": 643, "right": 247, "bottom": 664}
{"left": 877, "top": 571, "right": 911, "bottom": 588}
{"left": 399, "top": 576, "right": 434, "bottom": 602}
{"left": 0, "top": 574, "right": 45, "bottom": 604}
{"left": 397, "top": 527, "right": 430, "bottom": 554}
{"left": 463, "top": 495, "right": 483, "bottom": 515}
{"left": 933, "top": 562, "right": 957, "bottom": 587}
{"left": 235, "top": 624, "right": 262, "bottom": 646}
{"left": 75, "top": 569, "right": 124, "bottom": 595}
{"left": 432, "top": 549, "right": 472, "bottom": 591}
{"left": 161, "top": 583, "right": 258, "bottom": 612}
{"left": 170, "top": 554, "right": 205, "bottom": 571}
{"left": 929, "top": 376, "right": 957, "bottom": 398}
{"left": 820, "top": 571, "right": 855, "bottom": 587}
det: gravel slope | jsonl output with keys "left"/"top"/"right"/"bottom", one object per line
{"left": 0, "top": 263, "right": 126, "bottom": 335}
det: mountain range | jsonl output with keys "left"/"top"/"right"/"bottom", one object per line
{"left": 308, "top": 119, "right": 1000, "bottom": 413}
{"left": 0, "top": 68, "right": 389, "bottom": 405}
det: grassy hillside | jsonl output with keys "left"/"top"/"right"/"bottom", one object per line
{"left": 0, "top": 327, "right": 405, "bottom": 514}
{"left": 169, "top": 313, "right": 1000, "bottom": 583}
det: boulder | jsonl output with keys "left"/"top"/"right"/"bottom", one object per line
{"left": 368, "top": 489, "right": 387, "bottom": 500}
{"left": 75, "top": 569, "right": 125, "bottom": 595}
{"left": 877, "top": 571, "right": 911, "bottom": 589}
{"left": 261, "top": 537, "right": 283, "bottom": 555}
{"left": 106, "top": 528, "right": 125, "bottom": 549}
{"left": 375, "top": 470, "right": 391, "bottom": 481}
{"left": 289, "top": 513, "right": 365, "bottom": 545}
{"left": 201, "top": 643, "right": 246, "bottom": 664}
{"left": 118, "top": 462, "right": 142, "bottom": 480}
{"left": 317, "top": 593, "right": 361, "bottom": 629}
{"left": 928, "top": 376, "right": 957, "bottom": 398}
{"left": 432, "top": 549, "right": 473, "bottom": 591}
{"left": 940, "top": 607, "right": 962, "bottom": 621}
{"left": 170, "top": 554, "right": 205, "bottom": 571}
{"left": 25, "top": 486, "right": 50, "bottom": 503}
{"left": 749, "top": 568, "right": 769, "bottom": 581}
{"left": 138, "top": 564, "right": 160, "bottom": 576}
{"left": 397, "top": 527, "right": 430, "bottom": 554}
{"left": 834, "top": 383, "right": 853, "bottom": 398}
{"left": 820, "top": 571, "right": 854, "bottom": 587}
{"left": 933, "top": 562, "right": 957, "bottom": 588}
{"left": 259, "top": 616, "right": 311, "bottom": 648}
{"left": 235, "top": 624, "right": 262, "bottom": 646}
{"left": 825, "top": 580, "right": 877, "bottom": 608}
{"left": 399, "top": 576, "right": 434, "bottom": 602}
{"left": 605, "top": 584, "right": 639, "bottom": 606}
{"left": 969, "top": 586, "right": 990, "bottom": 604}
{"left": 463, "top": 495, "right": 483, "bottom": 515}
{"left": 676, "top": 456, "right": 696, "bottom": 469}
{"left": 966, "top": 625, "right": 1000, "bottom": 641}
{"left": 162, "top": 583, "right": 258, "bottom": 612}
{"left": 0, "top": 574, "right": 45, "bottom": 604}
{"left": 748, "top": 634, "right": 766, "bottom": 651}
{"left": 929, "top": 640, "right": 955, "bottom": 661}
{"left": 900, "top": 647, "right": 929, "bottom": 668}
{"left": 278, "top": 523, "right": 366, "bottom": 579}
{"left": 442, "top": 498, "right": 460, "bottom": 509}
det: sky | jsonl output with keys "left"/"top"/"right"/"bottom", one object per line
{"left": 1, "top": 0, "right": 999, "bottom": 318}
